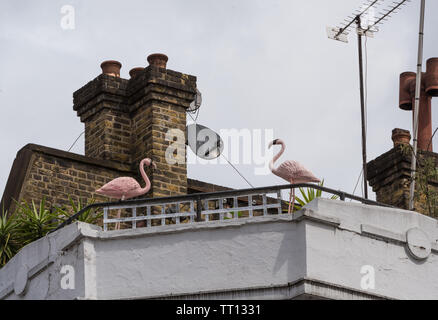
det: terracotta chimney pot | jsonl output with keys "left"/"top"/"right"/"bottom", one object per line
{"left": 425, "top": 58, "right": 438, "bottom": 97}
{"left": 147, "top": 53, "right": 168, "bottom": 69}
{"left": 100, "top": 60, "right": 122, "bottom": 77}
{"left": 399, "top": 72, "right": 416, "bottom": 110}
{"left": 129, "top": 67, "right": 144, "bottom": 79}
{"left": 392, "top": 128, "right": 411, "bottom": 148}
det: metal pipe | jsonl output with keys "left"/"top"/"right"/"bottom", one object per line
{"left": 356, "top": 16, "right": 369, "bottom": 199}
{"left": 409, "top": 0, "right": 426, "bottom": 210}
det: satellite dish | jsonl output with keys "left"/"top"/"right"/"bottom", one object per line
{"left": 188, "top": 89, "right": 202, "bottom": 113}
{"left": 186, "top": 123, "right": 223, "bottom": 160}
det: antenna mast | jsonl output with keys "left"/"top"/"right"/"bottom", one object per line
{"left": 356, "top": 14, "right": 368, "bottom": 199}
{"left": 409, "top": 0, "right": 427, "bottom": 210}
{"left": 327, "top": 0, "right": 411, "bottom": 199}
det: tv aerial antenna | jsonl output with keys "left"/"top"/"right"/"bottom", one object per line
{"left": 327, "top": 0, "right": 411, "bottom": 199}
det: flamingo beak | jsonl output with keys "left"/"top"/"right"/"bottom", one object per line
{"left": 151, "top": 161, "right": 157, "bottom": 170}
{"left": 269, "top": 139, "right": 280, "bottom": 149}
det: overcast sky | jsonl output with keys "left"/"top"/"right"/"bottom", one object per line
{"left": 1, "top": 0, "right": 437, "bottom": 201}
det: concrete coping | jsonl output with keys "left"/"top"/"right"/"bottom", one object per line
{"left": 2, "top": 198, "right": 438, "bottom": 299}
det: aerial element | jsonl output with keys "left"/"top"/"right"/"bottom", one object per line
{"left": 269, "top": 139, "right": 320, "bottom": 213}
{"left": 96, "top": 158, "right": 156, "bottom": 230}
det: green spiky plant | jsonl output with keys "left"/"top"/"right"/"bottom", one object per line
{"left": 1, "top": 197, "right": 103, "bottom": 269}
{"left": 14, "top": 198, "right": 60, "bottom": 246}
{"left": 0, "top": 209, "right": 20, "bottom": 268}
{"left": 293, "top": 180, "right": 339, "bottom": 211}
{"left": 56, "top": 196, "right": 102, "bottom": 225}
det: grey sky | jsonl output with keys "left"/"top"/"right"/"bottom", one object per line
{"left": 0, "top": 0, "right": 437, "bottom": 201}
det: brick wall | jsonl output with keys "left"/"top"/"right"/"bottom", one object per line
{"left": 0, "top": 55, "right": 219, "bottom": 222}
{"left": 7, "top": 145, "right": 132, "bottom": 213}
{"left": 84, "top": 109, "right": 132, "bottom": 164}
{"left": 74, "top": 55, "right": 196, "bottom": 198}
{"left": 129, "top": 66, "right": 196, "bottom": 198}
{"left": 367, "top": 145, "right": 438, "bottom": 216}
{"left": 74, "top": 74, "right": 131, "bottom": 164}
{"left": 0, "top": 143, "right": 233, "bottom": 228}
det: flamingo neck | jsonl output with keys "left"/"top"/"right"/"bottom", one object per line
{"left": 139, "top": 159, "right": 152, "bottom": 193}
{"left": 269, "top": 141, "right": 285, "bottom": 172}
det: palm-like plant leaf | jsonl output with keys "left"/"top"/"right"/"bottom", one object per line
{"left": 0, "top": 208, "right": 20, "bottom": 267}
{"left": 56, "top": 196, "right": 101, "bottom": 225}
{"left": 14, "top": 198, "right": 60, "bottom": 245}
{"left": 293, "top": 180, "right": 338, "bottom": 211}
{"left": 1, "top": 196, "right": 103, "bottom": 269}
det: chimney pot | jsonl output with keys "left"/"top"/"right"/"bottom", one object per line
{"left": 147, "top": 53, "right": 168, "bottom": 68}
{"left": 100, "top": 60, "right": 122, "bottom": 77}
{"left": 399, "top": 72, "right": 416, "bottom": 110}
{"left": 407, "top": 73, "right": 432, "bottom": 152}
{"left": 129, "top": 67, "right": 144, "bottom": 79}
{"left": 425, "top": 58, "right": 438, "bottom": 97}
{"left": 408, "top": 72, "right": 427, "bottom": 96}
{"left": 391, "top": 128, "right": 411, "bottom": 147}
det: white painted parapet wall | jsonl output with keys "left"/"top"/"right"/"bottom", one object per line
{"left": 1, "top": 198, "right": 438, "bottom": 300}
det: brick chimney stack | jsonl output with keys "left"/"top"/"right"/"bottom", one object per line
{"left": 73, "top": 54, "right": 197, "bottom": 198}
{"left": 73, "top": 60, "right": 131, "bottom": 164}
{"left": 128, "top": 54, "right": 196, "bottom": 197}
{"left": 367, "top": 129, "right": 412, "bottom": 210}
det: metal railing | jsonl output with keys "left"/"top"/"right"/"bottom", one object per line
{"left": 51, "top": 183, "right": 392, "bottom": 233}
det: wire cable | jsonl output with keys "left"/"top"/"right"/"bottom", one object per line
{"left": 188, "top": 112, "right": 195, "bottom": 123}
{"left": 426, "top": 127, "right": 438, "bottom": 152}
{"left": 220, "top": 153, "right": 254, "bottom": 188}
{"left": 187, "top": 108, "right": 255, "bottom": 188}
{"left": 194, "top": 107, "right": 200, "bottom": 122}
{"left": 67, "top": 131, "right": 85, "bottom": 152}
{"left": 351, "top": 168, "right": 363, "bottom": 199}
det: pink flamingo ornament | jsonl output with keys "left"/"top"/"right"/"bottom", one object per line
{"left": 96, "top": 158, "right": 156, "bottom": 230}
{"left": 269, "top": 139, "right": 320, "bottom": 213}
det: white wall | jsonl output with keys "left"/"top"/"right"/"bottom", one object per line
{"left": 1, "top": 198, "right": 438, "bottom": 300}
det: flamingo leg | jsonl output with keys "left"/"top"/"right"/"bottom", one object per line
{"left": 291, "top": 188, "right": 295, "bottom": 214}
{"left": 115, "top": 209, "right": 121, "bottom": 230}
{"left": 115, "top": 195, "right": 125, "bottom": 230}
{"left": 288, "top": 188, "right": 292, "bottom": 214}
{"left": 287, "top": 183, "right": 296, "bottom": 214}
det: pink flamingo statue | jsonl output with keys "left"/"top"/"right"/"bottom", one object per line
{"left": 269, "top": 139, "right": 320, "bottom": 213}
{"left": 96, "top": 158, "right": 156, "bottom": 230}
